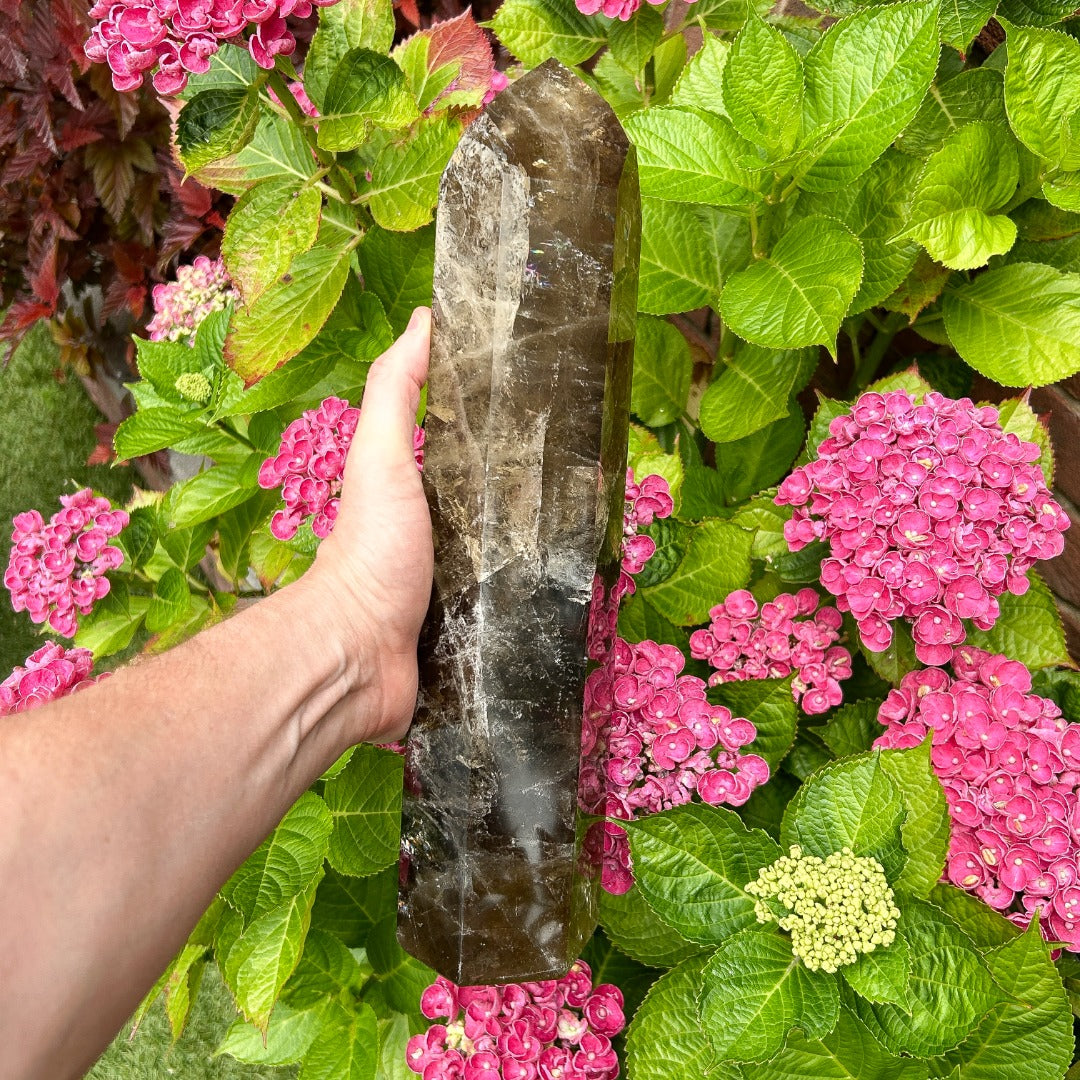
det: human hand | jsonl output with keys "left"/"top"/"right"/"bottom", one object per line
{"left": 310, "top": 307, "right": 433, "bottom": 746}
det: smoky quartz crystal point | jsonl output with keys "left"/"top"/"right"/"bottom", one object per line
{"left": 397, "top": 59, "right": 640, "bottom": 984}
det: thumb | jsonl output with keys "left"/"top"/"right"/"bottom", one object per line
{"left": 351, "top": 307, "right": 430, "bottom": 470}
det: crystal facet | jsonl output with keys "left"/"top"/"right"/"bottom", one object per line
{"left": 397, "top": 59, "right": 640, "bottom": 984}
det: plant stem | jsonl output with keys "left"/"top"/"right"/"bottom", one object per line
{"left": 847, "top": 310, "right": 906, "bottom": 396}
{"left": 267, "top": 65, "right": 333, "bottom": 170}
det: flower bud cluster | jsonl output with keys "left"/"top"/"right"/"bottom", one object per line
{"left": 259, "top": 395, "right": 425, "bottom": 541}
{"left": 747, "top": 845, "right": 899, "bottom": 972}
{"left": 689, "top": 588, "right": 852, "bottom": 714}
{"left": 0, "top": 643, "right": 107, "bottom": 715}
{"left": 776, "top": 390, "right": 1068, "bottom": 666}
{"left": 4, "top": 490, "right": 129, "bottom": 638}
{"left": 85, "top": 0, "right": 340, "bottom": 95}
{"left": 407, "top": 961, "right": 624, "bottom": 1080}
{"left": 146, "top": 256, "right": 236, "bottom": 345}
{"left": 875, "top": 646, "right": 1080, "bottom": 950}
{"left": 580, "top": 636, "right": 768, "bottom": 895}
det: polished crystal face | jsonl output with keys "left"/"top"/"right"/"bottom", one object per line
{"left": 397, "top": 59, "right": 640, "bottom": 984}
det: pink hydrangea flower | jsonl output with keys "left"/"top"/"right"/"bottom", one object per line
{"left": 575, "top": 0, "right": 695, "bottom": 21}
{"left": 776, "top": 390, "right": 1069, "bottom": 665}
{"left": 259, "top": 395, "right": 424, "bottom": 541}
{"left": 85, "top": 0, "right": 341, "bottom": 95}
{"left": 875, "top": 645, "right": 1080, "bottom": 951}
{"left": 408, "top": 962, "right": 624, "bottom": 1079}
{"left": 689, "top": 587, "right": 852, "bottom": 715}
{"left": 3, "top": 491, "right": 129, "bottom": 638}
{"left": 146, "top": 255, "right": 236, "bottom": 345}
{"left": 0, "top": 643, "right": 107, "bottom": 715}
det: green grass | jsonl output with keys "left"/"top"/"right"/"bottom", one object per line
{"left": 0, "top": 324, "right": 293, "bottom": 1078}
{"left": 0, "top": 323, "right": 134, "bottom": 674}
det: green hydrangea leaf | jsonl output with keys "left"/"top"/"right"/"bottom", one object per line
{"left": 998, "top": 0, "right": 1080, "bottom": 22}
{"left": 165, "top": 458, "right": 264, "bottom": 528}
{"left": 625, "top": 802, "right": 781, "bottom": 946}
{"left": 996, "top": 395, "right": 1054, "bottom": 484}
{"left": 632, "top": 315, "right": 692, "bottom": 426}
{"left": 641, "top": 519, "right": 753, "bottom": 625}
{"left": 193, "top": 111, "right": 317, "bottom": 195}
{"left": 898, "top": 67, "right": 1007, "bottom": 158}
{"left": 598, "top": 884, "right": 708, "bottom": 968}
{"left": 820, "top": 699, "right": 884, "bottom": 759}
{"left": 177, "top": 86, "right": 262, "bottom": 174}
{"left": 710, "top": 676, "right": 798, "bottom": 772}
{"left": 304, "top": 0, "right": 396, "bottom": 109}
{"left": 617, "top": 592, "right": 691, "bottom": 651}
{"left": 699, "top": 343, "right": 817, "bottom": 444}
{"left": 943, "top": 261, "right": 1080, "bottom": 386}
{"left": 488, "top": 0, "right": 606, "bottom": 67}
{"left": 299, "top": 1002, "right": 379, "bottom": 1080}
{"left": 938, "top": 0, "right": 998, "bottom": 50}
{"left": 722, "top": 12, "right": 803, "bottom": 153}
{"left": 624, "top": 106, "right": 764, "bottom": 207}
{"left": 731, "top": 495, "right": 792, "bottom": 561}
{"left": 799, "top": 1, "right": 939, "bottom": 191}
{"left": 310, "top": 866, "right": 397, "bottom": 947}
{"left": 608, "top": 2, "right": 663, "bottom": 73}
{"left": 1003, "top": 23, "right": 1080, "bottom": 169}
{"left": 114, "top": 409, "right": 206, "bottom": 461}
{"left": 719, "top": 215, "right": 863, "bottom": 354}
{"left": 928, "top": 884, "right": 1019, "bottom": 950}
{"left": 712, "top": 403, "right": 808, "bottom": 504}
{"left": 753, "top": 1005, "right": 930, "bottom": 1079}
{"left": 780, "top": 751, "right": 907, "bottom": 882}
{"left": 365, "top": 916, "right": 436, "bottom": 1020}
{"left": 700, "top": 925, "right": 841, "bottom": 1063}
{"left": 850, "top": 897, "right": 1005, "bottom": 1057}
{"left": 323, "top": 745, "right": 403, "bottom": 878}
{"left": 670, "top": 33, "right": 729, "bottom": 114}
{"left": 899, "top": 123, "right": 1019, "bottom": 269}
{"left": 219, "top": 998, "right": 334, "bottom": 1067}
{"left": 965, "top": 571, "right": 1071, "bottom": 669}
{"left": 1044, "top": 170, "right": 1080, "bottom": 212}
{"left": 624, "top": 956, "right": 728, "bottom": 1080}
{"left": 318, "top": 49, "right": 418, "bottom": 153}
{"left": 357, "top": 223, "right": 434, "bottom": 336}
{"left": 841, "top": 924, "right": 912, "bottom": 1008}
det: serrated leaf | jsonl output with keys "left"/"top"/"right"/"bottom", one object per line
{"left": 617, "top": 592, "right": 691, "bottom": 650}
{"left": 720, "top": 215, "right": 863, "bottom": 353}
{"left": 311, "top": 866, "right": 398, "bottom": 947}
{"left": 996, "top": 395, "right": 1054, "bottom": 484}
{"left": 221, "top": 793, "right": 333, "bottom": 924}
{"left": 632, "top": 315, "right": 692, "bottom": 426}
{"left": 599, "top": 883, "right": 709, "bottom": 968}
{"left": 225, "top": 226, "right": 353, "bottom": 383}
{"left": 927, "top": 883, "right": 1019, "bottom": 950}
{"left": 939, "top": 0, "right": 998, "bottom": 49}
{"left": 365, "top": 916, "right": 436, "bottom": 1019}
{"left": 723, "top": 12, "right": 803, "bottom": 153}
{"left": 608, "top": 2, "right": 663, "bottom": 73}
{"left": 713, "top": 404, "right": 807, "bottom": 504}
{"left": 896, "top": 68, "right": 1007, "bottom": 157}
{"left": 219, "top": 998, "right": 332, "bottom": 1066}
{"left": 820, "top": 699, "right": 883, "bottom": 759}
{"left": 581, "top": 928, "right": 662, "bottom": 1030}
{"left": 1004, "top": 23, "right": 1080, "bottom": 169}
{"left": 700, "top": 925, "right": 841, "bottom": 1063}
{"left": 165, "top": 459, "right": 263, "bottom": 528}
{"left": 842, "top": 926, "right": 911, "bottom": 1008}
{"left": 899, "top": 123, "right": 1018, "bottom": 269}
{"left": 781, "top": 751, "right": 906, "bottom": 881}
{"left": 626, "top": 802, "right": 781, "bottom": 946}
{"left": 285, "top": 929, "right": 372, "bottom": 1009}
{"left": 489, "top": 0, "right": 606, "bottom": 67}
{"left": 851, "top": 897, "right": 1004, "bottom": 1057}
{"left": 1044, "top": 169, "right": 1080, "bottom": 212}
{"left": 732, "top": 495, "right": 792, "bottom": 561}
{"left": 624, "top": 956, "right": 722, "bottom": 1080}
{"left": 671, "top": 33, "right": 729, "bottom": 114}
{"left": 118, "top": 507, "right": 159, "bottom": 571}
{"left": 755, "top": 1006, "right": 931, "bottom": 1080}
{"left": 114, "top": 409, "right": 205, "bottom": 461}
{"left": 637, "top": 199, "right": 735, "bottom": 314}
{"left": 177, "top": 86, "right": 261, "bottom": 174}
{"left": 999, "top": 0, "right": 1079, "bottom": 22}
{"left": 323, "top": 745, "right": 403, "bottom": 877}
{"left": 625, "top": 106, "right": 763, "bottom": 207}
{"left": 392, "top": 11, "right": 495, "bottom": 113}
{"left": 710, "top": 676, "right": 797, "bottom": 771}
{"left": 305, "top": 0, "right": 396, "bottom": 109}
{"left": 318, "top": 49, "right": 418, "bottom": 152}
{"left": 799, "top": 1, "right": 939, "bottom": 190}
{"left": 145, "top": 567, "right": 191, "bottom": 634}
{"left": 299, "top": 1002, "right": 379, "bottom": 1080}
{"left": 943, "top": 262, "right": 1080, "bottom": 386}
{"left": 700, "top": 344, "right": 817, "bottom": 443}
{"left": 879, "top": 740, "right": 950, "bottom": 899}
{"left": 222, "top": 179, "right": 322, "bottom": 307}
{"left": 966, "top": 571, "right": 1071, "bottom": 668}
{"left": 357, "top": 224, "right": 434, "bottom": 336}
{"left": 357, "top": 117, "right": 462, "bottom": 232}
{"left": 641, "top": 519, "right": 753, "bottom": 625}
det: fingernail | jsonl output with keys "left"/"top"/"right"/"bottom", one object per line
{"left": 406, "top": 307, "right": 430, "bottom": 334}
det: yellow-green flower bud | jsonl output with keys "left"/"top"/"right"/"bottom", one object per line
{"left": 175, "top": 372, "right": 212, "bottom": 404}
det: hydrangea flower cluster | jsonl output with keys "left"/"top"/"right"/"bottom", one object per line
{"left": 580, "top": 636, "right": 769, "bottom": 895}
{"left": 746, "top": 845, "right": 899, "bottom": 972}
{"left": 875, "top": 646, "right": 1080, "bottom": 950}
{"left": 576, "top": 0, "right": 695, "bottom": 24}
{"left": 85, "top": 0, "right": 339, "bottom": 95}
{"left": 146, "top": 256, "right": 236, "bottom": 345}
{"left": 0, "top": 644, "right": 106, "bottom": 716}
{"left": 259, "top": 395, "right": 424, "bottom": 541}
{"left": 776, "top": 390, "right": 1068, "bottom": 666}
{"left": 688, "top": 588, "right": 852, "bottom": 715}
{"left": 4, "top": 490, "right": 129, "bottom": 638}
{"left": 407, "top": 961, "right": 624, "bottom": 1080}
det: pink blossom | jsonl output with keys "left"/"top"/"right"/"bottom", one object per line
{"left": 4, "top": 491, "right": 129, "bottom": 638}
{"left": 0, "top": 643, "right": 108, "bottom": 715}
{"left": 875, "top": 645, "right": 1080, "bottom": 951}
{"left": 146, "top": 255, "right": 235, "bottom": 345}
{"left": 409, "top": 962, "right": 623, "bottom": 1079}
{"left": 777, "top": 390, "right": 1068, "bottom": 665}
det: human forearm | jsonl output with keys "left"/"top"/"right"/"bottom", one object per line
{"left": 0, "top": 573, "right": 374, "bottom": 1079}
